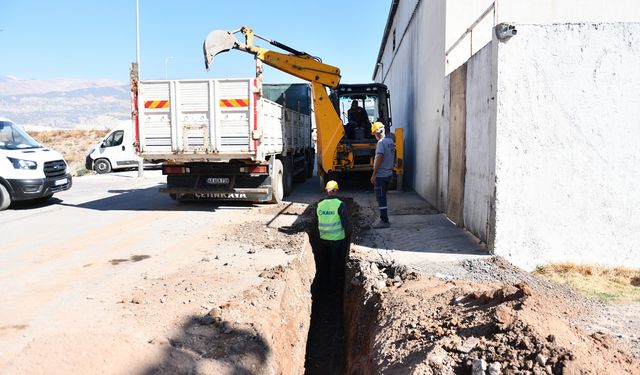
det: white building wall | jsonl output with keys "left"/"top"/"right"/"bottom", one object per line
{"left": 498, "top": 0, "right": 640, "bottom": 24}
{"left": 375, "top": 0, "right": 446, "bottom": 202}
{"left": 463, "top": 43, "right": 496, "bottom": 243}
{"left": 493, "top": 23, "right": 640, "bottom": 269}
{"left": 375, "top": 1, "right": 640, "bottom": 269}
{"left": 445, "top": 0, "right": 496, "bottom": 75}
{"left": 444, "top": 0, "right": 640, "bottom": 75}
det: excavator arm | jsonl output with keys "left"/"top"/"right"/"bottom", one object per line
{"left": 203, "top": 26, "right": 344, "bottom": 177}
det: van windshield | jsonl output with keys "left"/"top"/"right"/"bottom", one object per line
{"left": 0, "top": 121, "right": 43, "bottom": 150}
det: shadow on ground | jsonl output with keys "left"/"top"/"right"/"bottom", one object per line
{"left": 54, "top": 185, "right": 260, "bottom": 212}
{"left": 142, "top": 316, "right": 271, "bottom": 375}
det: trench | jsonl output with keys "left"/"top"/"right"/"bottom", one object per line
{"left": 169, "top": 198, "right": 381, "bottom": 374}
{"left": 301, "top": 198, "right": 379, "bottom": 375}
{"left": 303, "top": 223, "right": 347, "bottom": 374}
{"left": 303, "top": 241, "right": 382, "bottom": 375}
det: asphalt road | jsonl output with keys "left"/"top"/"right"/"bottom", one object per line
{"left": 0, "top": 170, "right": 304, "bottom": 373}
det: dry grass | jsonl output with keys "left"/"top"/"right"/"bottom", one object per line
{"left": 29, "top": 129, "right": 109, "bottom": 176}
{"left": 535, "top": 262, "right": 640, "bottom": 303}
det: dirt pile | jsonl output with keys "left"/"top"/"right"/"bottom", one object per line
{"left": 344, "top": 255, "right": 640, "bottom": 375}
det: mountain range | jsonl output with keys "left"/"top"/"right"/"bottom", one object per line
{"left": 0, "top": 76, "right": 130, "bottom": 130}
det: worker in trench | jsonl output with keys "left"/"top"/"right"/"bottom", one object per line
{"left": 316, "top": 180, "right": 352, "bottom": 292}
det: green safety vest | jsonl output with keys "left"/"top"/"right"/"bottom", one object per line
{"left": 317, "top": 198, "right": 346, "bottom": 241}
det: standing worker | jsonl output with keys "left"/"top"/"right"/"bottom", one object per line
{"left": 316, "top": 180, "right": 351, "bottom": 291}
{"left": 370, "top": 122, "right": 395, "bottom": 229}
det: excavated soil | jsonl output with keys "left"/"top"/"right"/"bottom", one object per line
{"left": 153, "top": 199, "right": 639, "bottom": 374}
{"left": 343, "top": 252, "right": 640, "bottom": 374}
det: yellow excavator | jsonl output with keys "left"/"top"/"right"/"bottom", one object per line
{"left": 203, "top": 26, "right": 403, "bottom": 189}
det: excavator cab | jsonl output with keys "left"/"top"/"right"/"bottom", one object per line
{"left": 331, "top": 83, "right": 392, "bottom": 139}
{"left": 330, "top": 83, "right": 396, "bottom": 170}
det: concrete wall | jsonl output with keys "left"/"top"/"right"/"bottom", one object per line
{"left": 375, "top": 2, "right": 640, "bottom": 269}
{"left": 374, "top": 0, "right": 446, "bottom": 203}
{"left": 439, "top": 75, "right": 450, "bottom": 211}
{"left": 498, "top": 0, "right": 640, "bottom": 24}
{"left": 493, "top": 23, "right": 640, "bottom": 269}
{"left": 463, "top": 44, "right": 496, "bottom": 244}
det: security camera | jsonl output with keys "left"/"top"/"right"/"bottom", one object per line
{"left": 495, "top": 23, "right": 517, "bottom": 41}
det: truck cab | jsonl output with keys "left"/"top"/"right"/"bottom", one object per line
{"left": 0, "top": 118, "right": 72, "bottom": 210}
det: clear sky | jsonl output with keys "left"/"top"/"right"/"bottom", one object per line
{"left": 0, "top": 0, "right": 391, "bottom": 85}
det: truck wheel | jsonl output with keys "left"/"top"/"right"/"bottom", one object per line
{"left": 294, "top": 156, "right": 308, "bottom": 183}
{"left": 282, "top": 158, "right": 293, "bottom": 196}
{"left": 269, "top": 159, "right": 284, "bottom": 204}
{"left": 94, "top": 159, "right": 112, "bottom": 174}
{"left": 0, "top": 184, "right": 11, "bottom": 211}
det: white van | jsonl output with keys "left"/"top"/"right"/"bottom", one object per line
{"left": 0, "top": 118, "right": 72, "bottom": 210}
{"left": 85, "top": 122, "right": 156, "bottom": 174}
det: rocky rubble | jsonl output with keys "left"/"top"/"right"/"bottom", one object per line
{"left": 343, "top": 254, "right": 640, "bottom": 374}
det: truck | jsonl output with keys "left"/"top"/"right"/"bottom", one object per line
{"left": 203, "top": 26, "right": 403, "bottom": 189}
{"left": 0, "top": 117, "right": 72, "bottom": 210}
{"left": 131, "top": 71, "right": 314, "bottom": 203}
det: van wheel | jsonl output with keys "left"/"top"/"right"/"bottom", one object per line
{"left": 269, "top": 159, "right": 284, "bottom": 204}
{"left": 0, "top": 184, "right": 11, "bottom": 211}
{"left": 94, "top": 159, "right": 112, "bottom": 174}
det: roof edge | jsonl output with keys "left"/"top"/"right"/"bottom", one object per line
{"left": 372, "top": 0, "right": 400, "bottom": 81}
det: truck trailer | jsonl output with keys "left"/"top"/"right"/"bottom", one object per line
{"left": 132, "top": 76, "right": 314, "bottom": 203}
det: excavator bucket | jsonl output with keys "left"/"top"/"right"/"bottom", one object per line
{"left": 203, "top": 30, "right": 239, "bottom": 71}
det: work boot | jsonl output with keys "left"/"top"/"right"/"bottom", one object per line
{"left": 371, "top": 219, "right": 390, "bottom": 229}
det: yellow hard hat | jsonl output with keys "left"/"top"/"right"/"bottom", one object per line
{"left": 371, "top": 122, "right": 384, "bottom": 134}
{"left": 325, "top": 180, "right": 339, "bottom": 191}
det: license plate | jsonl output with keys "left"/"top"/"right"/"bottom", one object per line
{"left": 55, "top": 178, "right": 68, "bottom": 186}
{"left": 196, "top": 193, "right": 247, "bottom": 199}
{"left": 206, "top": 177, "right": 229, "bottom": 185}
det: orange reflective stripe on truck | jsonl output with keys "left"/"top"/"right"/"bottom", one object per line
{"left": 219, "top": 99, "right": 249, "bottom": 107}
{"left": 144, "top": 100, "right": 169, "bottom": 109}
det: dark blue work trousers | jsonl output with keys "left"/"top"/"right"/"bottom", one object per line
{"left": 374, "top": 176, "right": 391, "bottom": 223}
{"left": 375, "top": 176, "right": 391, "bottom": 223}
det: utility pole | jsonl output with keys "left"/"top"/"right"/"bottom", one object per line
{"left": 165, "top": 56, "right": 174, "bottom": 79}
{"left": 136, "top": 0, "right": 144, "bottom": 177}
